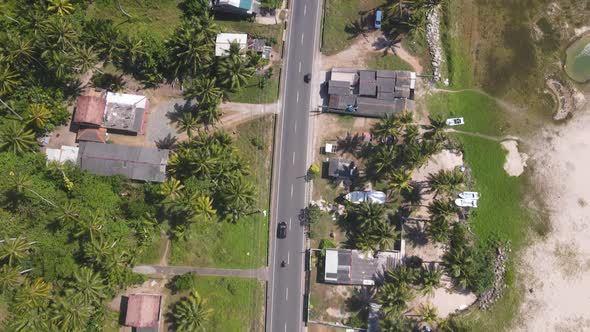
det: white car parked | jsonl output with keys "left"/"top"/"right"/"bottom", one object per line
{"left": 455, "top": 198, "right": 478, "bottom": 208}
{"left": 446, "top": 117, "right": 465, "bottom": 126}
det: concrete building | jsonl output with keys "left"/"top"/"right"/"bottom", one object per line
{"left": 77, "top": 142, "right": 169, "bottom": 182}
{"left": 103, "top": 92, "right": 148, "bottom": 135}
{"left": 45, "top": 145, "right": 79, "bottom": 164}
{"left": 215, "top": 33, "right": 248, "bottom": 56}
{"left": 212, "top": 0, "right": 260, "bottom": 15}
{"left": 325, "top": 68, "right": 417, "bottom": 118}
{"left": 323, "top": 249, "right": 404, "bottom": 285}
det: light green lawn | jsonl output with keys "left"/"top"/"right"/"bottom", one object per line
{"left": 367, "top": 53, "right": 414, "bottom": 71}
{"left": 193, "top": 276, "right": 265, "bottom": 331}
{"left": 226, "top": 70, "right": 280, "bottom": 103}
{"left": 170, "top": 115, "right": 274, "bottom": 268}
{"left": 86, "top": 0, "right": 183, "bottom": 41}
{"left": 137, "top": 233, "right": 168, "bottom": 265}
{"left": 321, "top": 0, "right": 385, "bottom": 55}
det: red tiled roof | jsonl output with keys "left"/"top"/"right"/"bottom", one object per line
{"left": 77, "top": 128, "right": 107, "bottom": 143}
{"left": 125, "top": 294, "right": 162, "bottom": 328}
{"left": 74, "top": 95, "right": 106, "bottom": 126}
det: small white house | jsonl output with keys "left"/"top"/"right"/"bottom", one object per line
{"left": 215, "top": 33, "right": 248, "bottom": 57}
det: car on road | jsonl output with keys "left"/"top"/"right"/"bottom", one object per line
{"left": 304, "top": 73, "right": 311, "bottom": 83}
{"left": 374, "top": 10, "right": 382, "bottom": 29}
{"left": 277, "top": 222, "right": 287, "bottom": 238}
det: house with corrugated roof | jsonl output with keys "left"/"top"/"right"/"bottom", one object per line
{"left": 325, "top": 68, "right": 417, "bottom": 118}
{"left": 124, "top": 294, "right": 163, "bottom": 332}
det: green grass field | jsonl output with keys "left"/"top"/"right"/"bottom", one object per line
{"left": 170, "top": 115, "right": 274, "bottom": 268}
{"left": 86, "top": 0, "right": 183, "bottom": 41}
{"left": 193, "top": 277, "right": 265, "bottom": 331}
{"left": 321, "top": 0, "right": 385, "bottom": 55}
{"left": 226, "top": 69, "right": 280, "bottom": 103}
{"left": 137, "top": 233, "right": 168, "bottom": 265}
{"left": 367, "top": 53, "right": 413, "bottom": 71}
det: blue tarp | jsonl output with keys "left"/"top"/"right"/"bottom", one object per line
{"left": 239, "top": 0, "right": 253, "bottom": 10}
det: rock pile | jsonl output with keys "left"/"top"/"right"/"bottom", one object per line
{"left": 478, "top": 245, "right": 510, "bottom": 310}
{"left": 426, "top": 6, "right": 445, "bottom": 83}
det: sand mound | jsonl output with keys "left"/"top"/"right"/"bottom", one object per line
{"left": 501, "top": 140, "right": 528, "bottom": 176}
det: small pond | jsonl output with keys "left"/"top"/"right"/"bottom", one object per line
{"left": 565, "top": 34, "right": 590, "bottom": 83}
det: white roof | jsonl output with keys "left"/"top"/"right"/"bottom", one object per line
{"left": 106, "top": 92, "right": 147, "bottom": 109}
{"left": 217, "top": 0, "right": 240, "bottom": 6}
{"left": 345, "top": 191, "right": 386, "bottom": 204}
{"left": 46, "top": 145, "right": 79, "bottom": 164}
{"left": 325, "top": 249, "right": 339, "bottom": 275}
{"left": 215, "top": 33, "right": 248, "bottom": 56}
{"left": 325, "top": 143, "right": 334, "bottom": 153}
{"left": 331, "top": 72, "right": 356, "bottom": 84}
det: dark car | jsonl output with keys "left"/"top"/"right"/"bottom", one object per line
{"left": 304, "top": 73, "right": 311, "bottom": 83}
{"left": 277, "top": 222, "right": 287, "bottom": 238}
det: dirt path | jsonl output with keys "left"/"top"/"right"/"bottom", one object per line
{"left": 433, "top": 88, "right": 524, "bottom": 115}
{"left": 133, "top": 265, "right": 269, "bottom": 280}
{"left": 446, "top": 129, "right": 522, "bottom": 143}
{"left": 158, "top": 238, "right": 170, "bottom": 266}
{"left": 392, "top": 43, "right": 423, "bottom": 74}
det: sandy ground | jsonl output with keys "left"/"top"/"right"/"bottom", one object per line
{"left": 501, "top": 140, "right": 528, "bottom": 177}
{"left": 513, "top": 110, "right": 590, "bottom": 331}
{"left": 320, "top": 31, "right": 422, "bottom": 73}
{"left": 409, "top": 277, "right": 476, "bottom": 319}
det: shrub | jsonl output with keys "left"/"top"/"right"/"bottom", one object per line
{"left": 169, "top": 272, "right": 198, "bottom": 293}
{"left": 250, "top": 136, "right": 264, "bottom": 150}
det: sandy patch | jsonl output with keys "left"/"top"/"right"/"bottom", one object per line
{"left": 411, "top": 149, "right": 464, "bottom": 219}
{"left": 513, "top": 108, "right": 590, "bottom": 331}
{"left": 501, "top": 140, "right": 528, "bottom": 176}
{"left": 320, "top": 31, "right": 422, "bottom": 73}
{"left": 410, "top": 277, "right": 476, "bottom": 319}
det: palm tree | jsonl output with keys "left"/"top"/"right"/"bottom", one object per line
{"left": 218, "top": 56, "right": 254, "bottom": 92}
{"left": 14, "top": 277, "right": 52, "bottom": 311}
{"left": 184, "top": 77, "right": 223, "bottom": 106}
{"left": 68, "top": 267, "right": 107, "bottom": 305}
{"left": 379, "top": 316, "right": 418, "bottom": 332}
{"left": 171, "top": 290, "right": 212, "bottom": 331}
{"left": 427, "top": 169, "right": 466, "bottom": 197}
{"left": 223, "top": 178, "right": 256, "bottom": 222}
{"left": 177, "top": 113, "right": 200, "bottom": 139}
{"left": 6, "top": 36, "right": 35, "bottom": 67}
{"left": 373, "top": 221, "right": 400, "bottom": 251}
{"left": 378, "top": 283, "right": 414, "bottom": 318}
{"left": 191, "top": 195, "right": 217, "bottom": 222}
{"left": 166, "top": 23, "right": 213, "bottom": 80}
{"left": 385, "top": 265, "right": 418, "bottom": 288}
{"left": 428, "top": 199, "right": 460, "bottom": 219}
{"left": 26, "top": 104, "right": 53, "bottom": 131}
{"left": 47, "top": 0, "right": 75, "bottom": 16}
{"left": 427, "top": 215, "right": 449, "bottom": 243}
{"left": 351, "top": 201, "right": 385, "bottom": 229}
{"left": 425, "top": 114, "right": 447, "bottom": 136}
{"left": 56, "top": 201, "right": 80, "bottom": 227}
{"left": 418, "top": 302, "right": 439, "bottom": 325}
{"left": 74, "top": 44, "right": 98, "bottom": 74}
{"left": 8, "top": 308, "right": 52, "bottom": 332}
{"left": 122, "top": 35, "right": 145, "bottom": 65}
{"left": 0, "top": 236, "right": 33, "bottom": 266}
{"left": 160, "top": 177, "right": 185, "bottom": 199}
{"left": 197, "top": 103, "right": 222, "bottom": 128}
{"left": 387, "top": 170, "right": 413, "bottom": 196}
{"left": 442, "top": 246, "right": 472, "bottom": 289}
{"left": 420, "top": 265, "right": 443, "bottom": 297}
{"left": 368, "top": 145, "right": 398, "bottom": 177}
{"left": 372, "top": 114, "right": 401, "bottom": 142}
{"left": 74, "top": 215, "right": 104, "bottom": 242}
{"left": 0, "top": 264, "right": 22, "bottom": 293}
{"left": 0, "top": 64, "right": 21, "bottom": 96}
{"left": 51, "top": 295, "right": 93, "bottom": 331}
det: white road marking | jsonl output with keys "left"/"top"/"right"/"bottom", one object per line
{"left": 292, "top": 152, "right": 295, "bottom": 164}
{"left": 289, "top": 218, "right": 292, "bottom": 230}
{"left": 286, "top": 287, "right": 289, "bottom": 300}
{"left": 284, "top": 324, "right": 287, "bottom": 332}
{"left": 304, "top": 4, "right": 307, "bottom": 16}
{"left": 301, "top": 33, "right": 304, "bottom": 45}
{"left": 294, "top": 121, "right": 297, "bottom": 133}
{"left": 298, "top": 61, "right": 301, "bottom": 72}
{"left": 296, "top": 91, "right": 299, "bottom": 102}
{"left": 290, "top": 184, "right": 294, "bottom": 198}
{"left": 287, "top": 251, "right": 290, "bottom": 264}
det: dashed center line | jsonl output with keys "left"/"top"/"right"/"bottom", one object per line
{"left": 304, "top": 4, "right": 307, "bottom": 16}
{"left": 296, "top": 91, "right": 299, "bottom": 102}
{"left": 298, "top": 61, "right": 301, "bottom": 72}
{"left": 286, "top": 287, "right": 289, "bottom": 300}
{"left": 292, "top": 152, "right": 295, "bottom": 164}
{"left": 301, "top": 33, "right": 304, "bottom": 45}
{"left": 290, "top": 184, "right": 294, "bottom": 198}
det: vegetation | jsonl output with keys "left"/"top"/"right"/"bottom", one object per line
{"left": 367, "top": 53, "right": 414, "bottom": 71}
{"left": 170, "top": 290, "right": 212, "bottom": 331}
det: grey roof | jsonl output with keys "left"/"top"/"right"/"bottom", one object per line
{"left": 328, "top": 95, "right": 356, "bottom": 109}
{"left": 359, "top": 70, "right": 377, "bottom": 97}
{"left": 324, "top": 249, "right": 403, "bottom": 285}
{"left": 328, "top": 80, "right": 351, "bottom": 96}
{"left": 377, "top": 92, "right": 396, "bottom": 101}
{"left": 359, "top": 70, "right": 376, "bottom": 81}
{"left": 77, "top": 142, "right": 169, "bottom": 182}
{"left": 394, "top": 87, "right": 410, "bottom": 99}
{"left": 104, "top": 102, "right": 146, "bottom": 135}
{"left": 377, "top": 77, "right": 395, "bottom": 93}
{"left": 327, "top": 158, "right": 355, "bottom": 178}
{"left": 376, "top": 70, "right": 396, "bottom": 78}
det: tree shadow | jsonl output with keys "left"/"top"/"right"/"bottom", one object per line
{"left": 167, "top": 100, "right": 194, "bottom": 123}
{"left": 404, "top": 220, "right": 429, "bottom": 247}
{"left": 345, "top": 286, "right": 375, "bottom": 318}
{"left": 155, "top": 133, "right": 178, "bottom": 150}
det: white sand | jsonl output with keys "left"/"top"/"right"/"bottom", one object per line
{"left": 501, "top": 140, "right": 528, "bottom": 176}
{"left": 513, "top": 111, "right": 590, "bottom": 330}
{"left": 412, "top": 277, "right": 476, "bottom": 318}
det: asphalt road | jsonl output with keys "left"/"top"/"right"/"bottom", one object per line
{"left": 267, "top": 0, "right": 322, "bottom": 331}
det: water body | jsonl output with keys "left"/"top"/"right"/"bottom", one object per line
{"left": 565, "top": 34, "right": 590, "bottom": 83}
